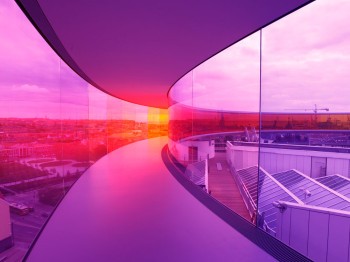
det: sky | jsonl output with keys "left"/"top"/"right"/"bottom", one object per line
{"left": 0, "top": 0, "right": 167, "bottom": 122}
{"left": 0, "top": 0, "right": 349, "bottom": 118}
{"left": 170, "top": 0, "right": 350, "bottom": 113}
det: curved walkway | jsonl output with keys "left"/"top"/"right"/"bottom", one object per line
{"left": 26, "top": 137, "right": 275, "bottom": 262}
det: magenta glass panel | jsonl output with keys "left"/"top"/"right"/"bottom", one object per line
{"left": 168, "top": 71, "right": 194, "bottom": 143}
{"left": 147, "top": 107, "right": 168, "bottom": 139}
{"left": 107, "top": 95, "right": 168, "bottom": 153}
{"left": 168, "top": 33, "right": 260, "bottom": 223}
{"left": 57, "top": 60, "right": 90, "bottom": 201}
{"left": 88, "top": 85, "right": 108, "bottom": 162}
{"left": 0, "top": 1, "right": 63, "bottom": 259}
{"left": 0, "top": 1, "right": 168, "bottom": 259}
{"left": 106, "top": 95, "right": 123, "bottom": 153}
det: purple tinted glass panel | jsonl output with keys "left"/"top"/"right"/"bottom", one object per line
{"left": 0, "top": 1, "right": 168, "bottom": 259}
{"left": 258, "top": 0, "right": 350, "bottom": 260}
{"left": 168, "top": 33, "right": 261, "bottom": 222}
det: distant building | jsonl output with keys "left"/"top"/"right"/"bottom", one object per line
{"left": 227, "top": 141, "right": 350, "bottom": 178}
{"left": 0, "top": 144, "right": 53, "bottom": 162}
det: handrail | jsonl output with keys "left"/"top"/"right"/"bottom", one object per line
{"left": 230, "top": 166, "right": 257, "bottom": 220}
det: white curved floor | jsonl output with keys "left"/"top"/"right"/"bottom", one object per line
{"left": 26, "top": 137, "right": 275, "bottom": 262}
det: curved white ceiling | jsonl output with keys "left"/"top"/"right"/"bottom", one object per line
{"left": 16, "top": 0, "right": 313, "bottom": 109}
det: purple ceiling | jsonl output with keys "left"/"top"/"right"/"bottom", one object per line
{"left": 17, "top": 0, "right": 313, "bottom": 108}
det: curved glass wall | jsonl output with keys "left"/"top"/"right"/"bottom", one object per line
{"left": 168, "top": 0, "right": 350, "bottom": 260}
{"left": 169, "top": 32, "right": 261, "bottom": 221}
{"left": 0, "top": 1, "right": 167, "bottom": 260}
{"left": 260, "top": 1, "right": 350, "bottom": 261}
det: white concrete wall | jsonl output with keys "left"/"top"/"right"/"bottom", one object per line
{"left": 260, "top": 151, "right": 312, "bottom": 175}
{"left": 276, "top": 202, "right": 350, "bottom": 262}
{"left": 327, "top": 158, "right": 349, "bottom": 176}
{"left": 260, "top": 148, "right": 350, "bottom": 177}
{"left": 226, "top": 144, "right": 258, "bottom": 170}
{"left": 169, "top": 139, "right": 215, "bottom": 163}
{"left": 227, "top": 143, "right": 350, "bottom": 177}
{"left": 0, "top": 199, "right": 11, "bottom": 240}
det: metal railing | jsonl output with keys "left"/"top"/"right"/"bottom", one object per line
{"left": 230, "top": 166, "right": 257, "bottom": 220}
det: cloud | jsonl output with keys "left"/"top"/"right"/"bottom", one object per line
{"left": 14, "top": 84, "right": 49, "bottom": 93}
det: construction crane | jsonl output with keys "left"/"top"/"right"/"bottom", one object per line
{"left": 285, "top": 104, "right": 329, "bottom": 114}
{"left": 285, "top": 104, "right": 330, "bottom": 126}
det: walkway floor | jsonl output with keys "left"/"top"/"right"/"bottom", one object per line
{"left": 26, "top": 137, "right": 275, "bottom": 262}
{"left": 208, "top": 152, "right": 251, "bottom": 221}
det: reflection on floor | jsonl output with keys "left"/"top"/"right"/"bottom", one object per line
{"left": 208, "top": 152, "right": 251, "bottom": 221}
{"left": 26, "top": 137, "right": 276, "bottom": 261}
